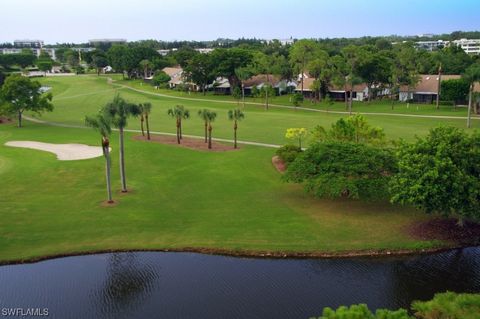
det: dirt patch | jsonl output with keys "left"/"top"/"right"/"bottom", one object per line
{"left": 272, "top": 156, "right": 286, "bottom": 173}
{"left": 408, "top": 217, "right": 480, "bottom": 245}
{"left": 133, "top": 135, "right": 238, "bottom": 152}
{"left": 101, "top": 200, "right": 118, "bottom": 207}
{"left": 0, "top": 117, "right": 12, "bottom": 124}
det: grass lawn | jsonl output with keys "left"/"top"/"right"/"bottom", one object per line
{"left": 34, "top": 75, "right": 480, "bottom": 146}
{"left": 0, "top": 74, "right": 475, "bottom": 263}
{"left": 0, "top": 123, "right": 440, "bottom": 263}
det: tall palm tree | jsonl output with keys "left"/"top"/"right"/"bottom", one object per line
{"left": 205, "top": 110, "right": 217, "bottom": 149}
{"left": 167, "top": 105, "right": 190, "bottom": 144}
{"left": 228, "top": 109, "right": 245, "bottom": 149}
{"left": 85, "top": 113, "right": 113, "bottom": 203}
{"left": 198, "top": 109, "right": 211, "bottom": 143}
{"left": 103, "top": 94, "right": 141, "bottom": 193}
{"left": 463, "top": 63, "right": 480, "bottom": 128}
{"left": 139, "top": 102, "right": 152, "bottom": 140}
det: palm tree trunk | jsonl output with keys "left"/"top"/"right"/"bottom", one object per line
{"left": 176, "top": 120, "right": 181, "bottom": 144}
{"left": 204, "top": 121, "right": 208, "bottom": 143}
{"left": 234, "top": 121, "right": 238, "bottom": 149}
{"left": 344, "top": 84, "right": 348, "bottom": 110}
{"left": 145, "top": 114, "right": 150, "bottom": 140}
{"left": 242, "top": 84, "right": 245, "bottom": 109}
{"left": 119, "top": 127, "right": 127, "bottom": 192}
{"left": 17, "top": 110, "right": 22, "bottom": 128}
{"left": 104, "top": 144, "right": 113, "bottom": 203}
{"left": 208, "top": 125, "right": 212, "bottom": 149}
{"left": 265, "top": 75, "right": 270, "bottom": 110}
{"left": 140, "top": 115, "right": 145, "bottom": 136}
{"left": 179, "top": 119, "right": 183, "bottom": 139}
{"left": 467, "top": 85, "right": 473, "bottom": 128}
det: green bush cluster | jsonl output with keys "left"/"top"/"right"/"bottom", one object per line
{"left": 275, "top": 144, "right": 302, "bottom": 165}
{"left": 312, "top": 292, "right": 480, "bottom": 319}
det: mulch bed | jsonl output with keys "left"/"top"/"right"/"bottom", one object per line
{"left": 0, "top": 117, "right": 12, "bottom": 124}
{"left": 133, "top": 135, "right": 238, "bottom": 152}
{"left": 408, "top": 217, "right": 480, "bottom": 245}
{"left": 272, "top": 156, "right": 286, "bottom": 173}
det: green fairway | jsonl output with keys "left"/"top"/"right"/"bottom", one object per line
{"left": 0, "top": 74, "right": 475, "bottom": 263}
{"left": 0, "top": 122, "right": 441, "bottom": 262}
{"left": 34, "top": 75, "right": 480, "bottom": 146}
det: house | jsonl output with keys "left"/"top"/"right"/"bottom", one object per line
{"left": 212, "top": 77, "right": 231, "bottom": 95}
{"left": 161, "top": 66, "right": 198, "bottom": 91}
{"left": 399, "top": 74, "right": 461, "bottom": 103}
{"left": 242, "top": 74, "right": 294, "bottom": 95}
{"left": 328, "top": 83, "right": 369, "bottom": 102}
{"left": 294, "top": 77, "right": 368, "bottom": 101}
{"left": 162, "top": 67, "right": 185, "bottom": 89}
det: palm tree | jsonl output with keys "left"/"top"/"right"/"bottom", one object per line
{"left": 235, "top": 67, "right": 252, "bottom": 109}
{"left": 85, "top": 113, "right": 113, "bottom": 203}
{"left": 167, "top": 105, "right": 190, "bottom": 144}
{"left": 103, "top": 94, "right": 141, "bottom": 193}
{"left": 198, "top": 109, "right": 211, "bottom": 143}
{"left": 205, "top": 110, "right": 217, "bottom": 149}
{"left": 139, "top": 59, "right": 153, "bottom": 79}
{"left": 228, "top": 109, "right": 245, "bottom": 149}
{"left": 139, "top": 103, "right": 152, "bottom": 140}
{"left": 463, "top": 63, "right": 480, "bottom": 128}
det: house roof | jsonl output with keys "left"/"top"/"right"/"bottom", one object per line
{"left": 162, "top": 67, "right": 183, "bottom": 78}
{"left": 294, "top": 77, "right": 316, "bottom": 91}
{"left": 400, "top": 74, "right": 461, "bottom": 94}
{"left": 243, "top": 74, "right": 282, "bottom": 88}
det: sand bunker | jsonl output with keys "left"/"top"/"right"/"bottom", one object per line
{"left": 5, "top": 141, "right": 107, "bottom": 161}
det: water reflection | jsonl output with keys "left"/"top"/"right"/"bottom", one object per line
{"left": 0, "top": 248, "right": 478, "bottom": 319}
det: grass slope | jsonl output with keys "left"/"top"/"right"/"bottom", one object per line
{"left": 0, "top": 123, "right": 439, "bottom": 263}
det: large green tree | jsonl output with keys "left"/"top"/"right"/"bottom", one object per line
{"left": 102, "top": 95, "right": 141, "bottom": 193}
{"left": 390, "top": 126, "right": 480, "bottom": 224}
{"left": 211, "top": 48, "right": 253, "bottom": 94}
{"left": 184, "top": 53, "right": 215, "bottom": 95}
{"left": 290, "top": 39, "right": 320, "bottom": 94}
{"left": 0, "top": 74, "right": 53, "bottom": 127}
{"left": 284, "top": 142, "right": 396, "bottom": 200}
{"left": 85, "top": 113, "right": 114, "bottom": 203}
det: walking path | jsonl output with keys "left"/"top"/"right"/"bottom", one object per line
{"left": 23, "top": 116, "right": 282, "bottom": 149}
{"left": 113, "top": 82, "right": 479, "bottom": 121}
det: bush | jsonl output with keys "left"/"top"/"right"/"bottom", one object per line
{"left": 311, "top": 292, "right": 480, "bottom": 319}
{"left": 275, "top": 144, "right": 302, "bottom": 165}
{"left": 317, "top": 304, "right": 410, "bottom": 319}
{"left": 412, "top": 291, "right": 480, "bottom": 319}
{"left": 151, "top": 71, "right": 171, "bottom": 87}
{"left": 284, "top": 142, "right": 396, "bottom": 200}
{"left": 292, "top": 93, "right": 304, "bottom": 106}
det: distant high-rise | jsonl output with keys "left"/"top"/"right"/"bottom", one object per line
{"left": 13, "top": 39, "right": 44, "bottom": 48}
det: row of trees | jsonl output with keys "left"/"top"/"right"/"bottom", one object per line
{"left": 282, "top": 115, "right": 480, "bottom": 223}
{"left": 86, "top": 96, "right": 246, "bottom": 203}
{"left": 166, "top": 105, "right": 245, "bottom": 149}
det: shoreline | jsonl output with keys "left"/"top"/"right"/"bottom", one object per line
{"left": 1, "top": 243, "right": 477, "bottom": 266}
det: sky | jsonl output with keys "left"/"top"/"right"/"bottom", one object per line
{"left": 1, "top": 0, "right": 478, "bottom": 44}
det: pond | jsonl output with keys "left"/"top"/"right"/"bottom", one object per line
{"left": 0, "top": 248, "right": 479, "bottom": 319}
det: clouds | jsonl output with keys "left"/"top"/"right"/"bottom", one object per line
{"left": 1, "top": 0, "right": 477, "bottom": 43}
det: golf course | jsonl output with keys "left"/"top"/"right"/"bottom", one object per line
{"left": 0, "top": 74, "right": 478, "bottom": 264}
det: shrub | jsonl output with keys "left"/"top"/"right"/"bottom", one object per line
{"left": 284, "top": 142, "right": 396, "bottom": 200}
{"left": 151, "top": 71, "right": 171, "bottom": 87}
{"left": 412, "top": 291, "right": 480, "bottom": 319}
{"left": 292, "top": 92, "right": 304, "bottom": 106}
{"left": 317, "top": 304, "right": 410, "bottom": 319}
{"left": 276, "top": 144, "right": 302, "bottom": 165}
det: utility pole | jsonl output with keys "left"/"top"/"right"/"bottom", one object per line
{"left": 436, "top": 64, "right": 442, "bottom": 109}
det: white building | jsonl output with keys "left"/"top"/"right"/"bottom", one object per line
{"left": 415, "top": 40, "right": 449, "bottom": 51}
{"left": 14, "top": 39, "right": 44, "bottom": 48}
{"left": 451, "top": 39, "right": 480, "bottom": 55}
